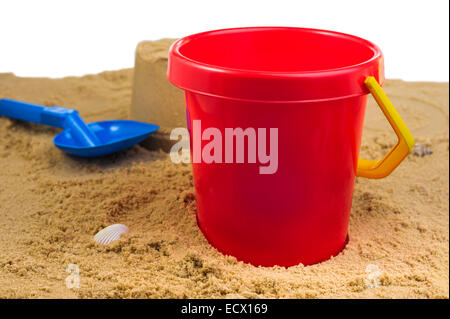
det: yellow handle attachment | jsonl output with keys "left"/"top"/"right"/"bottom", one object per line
{"left": 357, "top": 76, "right": 415, "bottom": 179}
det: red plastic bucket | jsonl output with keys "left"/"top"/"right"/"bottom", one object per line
{"left": 168, "top": 27, "right": 411, "bottom": 267}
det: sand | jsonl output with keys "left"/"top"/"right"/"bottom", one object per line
{"left": 0, "top": 70, "right": 448, "bottom": 299}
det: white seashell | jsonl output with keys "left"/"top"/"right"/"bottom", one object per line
{"left": 94, "top": 224, "right": 129, "bottom": 245}
{"left": 412, "top": 142, "right": 432, "bottom": 157}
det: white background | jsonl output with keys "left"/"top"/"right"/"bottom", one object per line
{"left": 0, "top": 0, "right": 448, "bottom": 81}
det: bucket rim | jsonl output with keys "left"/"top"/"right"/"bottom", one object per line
{"left": 167, "top": 26, "right": 385, "bottom": 101}
{"left": 170, "top": 26, "right": 382, "bottom": 76}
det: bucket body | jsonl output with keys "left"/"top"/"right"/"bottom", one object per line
{"left": 186, "top": 93, "right": 367, "bottom": 266}
{"left": 168, "top": 27, "right": 385, "bottom": 266}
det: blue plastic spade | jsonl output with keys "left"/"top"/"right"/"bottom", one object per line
{"left": 0, "top": 98, "right": 159, "bottom": 157}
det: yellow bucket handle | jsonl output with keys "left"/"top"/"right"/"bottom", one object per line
{"left": 357, "top": 76, "right": 415, "bottom": 179}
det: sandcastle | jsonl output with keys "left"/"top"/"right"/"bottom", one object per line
{"left": 130, "top": 39, "right": 185, "bottom": 151}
